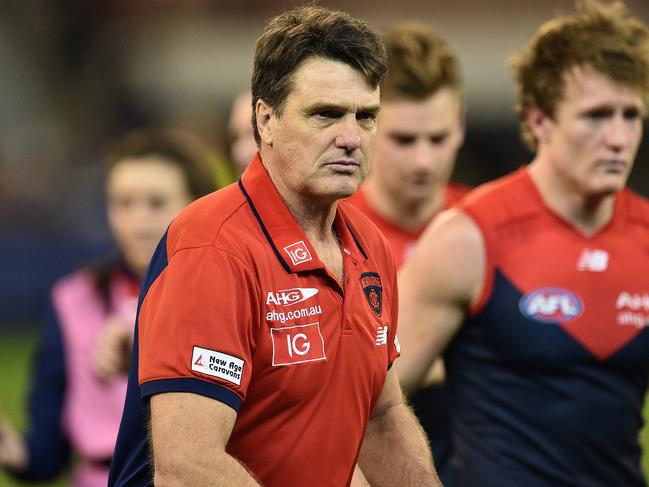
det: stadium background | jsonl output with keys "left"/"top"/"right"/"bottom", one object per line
{"left": 1, "top": 1, "right": 648, "bottom": 485}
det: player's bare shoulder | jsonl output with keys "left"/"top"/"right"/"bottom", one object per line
{"left": 401, "top": 208, "right": 485, "bottom": 307}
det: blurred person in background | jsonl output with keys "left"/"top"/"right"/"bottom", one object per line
{"left": 0, "top": 129, "right": 216, "bottom": 487}
{"left": 397, "top": 1, "right": 649, "bottom": 486}
{"left": 227, "top": 90, "right": 258, "bottom": 174}
{"left": 347, "top": 23, "right": 467, "bottom": 484}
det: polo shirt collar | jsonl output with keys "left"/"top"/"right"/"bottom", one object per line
{"left": 238, "top": 153, "right": 367, "bottom": 273}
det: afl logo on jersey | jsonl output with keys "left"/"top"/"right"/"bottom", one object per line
{"left": 519, "top": 287, "right": 583, "bottom": 323}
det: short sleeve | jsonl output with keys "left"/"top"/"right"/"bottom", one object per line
{"left": 138, "top": 246, "right": 260, "bottom": 412}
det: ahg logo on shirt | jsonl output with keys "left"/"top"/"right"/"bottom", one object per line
{"left": 270, "top": 322, "right": 326, "bottom": 366}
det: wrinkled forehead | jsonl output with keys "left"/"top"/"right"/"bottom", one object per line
{"left": 287, "top": 56, "right": 380, "bottom": 105}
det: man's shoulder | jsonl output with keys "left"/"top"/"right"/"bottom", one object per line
{"left": 459, "top": 168, "right": 539, "bottom": 228}
{"left": 166, "top": 182, "right": 252, "bottom": 256}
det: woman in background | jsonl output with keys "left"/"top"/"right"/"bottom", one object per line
{"left": 0, "top": 129, "right": 216, "bottom": 486}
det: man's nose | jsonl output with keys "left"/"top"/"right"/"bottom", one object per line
{"left": 334, "top": 115, "right": 362, "bottom": 152}
{"left": 413, "top": 139, "right": 435, "bottom": 169}
{"left": 604, "top": 115, "right": 633, "bottom": 152}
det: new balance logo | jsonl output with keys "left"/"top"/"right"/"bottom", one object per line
{"left": 376, "top": 325, "right": 388, "bottom": 346}
{"left": 577, "top": 249, "right": 608, "bottom": 272}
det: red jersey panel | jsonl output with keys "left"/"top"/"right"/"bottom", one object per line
{"left": 131, "top": 155, "right": 400, "bottom": 487}
{"left": 464, "top": 168, "right": 649, "bottom": 361}
{"left": 348, "top": 183, "right": 469, "bottom": 267}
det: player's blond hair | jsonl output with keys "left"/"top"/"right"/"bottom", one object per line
{"left": 381, "top": 22, "right": 462, "bottom": 102}
{"left": 510, "top": 0, "right": 649, "bottom": 150}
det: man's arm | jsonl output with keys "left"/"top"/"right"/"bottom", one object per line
{"left": 150, "top": 392, "right": 260, "bottom": 487}
{"left": 357, "top": 369, "right": 440, "bottom": 487}
{"left": 395, "top": 209, "right": 485, "bottom": 393}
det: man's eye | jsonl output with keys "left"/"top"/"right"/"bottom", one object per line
{"left": 315, "top": 111, "right": 342, "bottom": 119}
{"left": 391, "top": 135, "right": 416, "bottom": 145}
{"left": 430, "top": 135, "right": 448, "bottom": 145}
{"left": 584, "top": 109, "right": 611, "bottom": 121}
{"left": 356, "top": 112, "right": 377, "bottom": 122}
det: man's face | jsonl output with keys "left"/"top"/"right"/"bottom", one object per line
{"left": 262, "top": 57, "right": 380, "bottom": 204}
{"left": 370, "top": 88, "right": 464, "bottom": 207}
{"left": 538, "top": 67, "right": 644, "bottom": 197}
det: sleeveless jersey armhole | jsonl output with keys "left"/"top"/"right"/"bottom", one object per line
{"left": 462, "top": 208, "right": 494, "bottom": 317}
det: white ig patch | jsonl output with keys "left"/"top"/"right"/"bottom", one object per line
{"left": 191, "top": 346, "right": 244, "bottom": 386}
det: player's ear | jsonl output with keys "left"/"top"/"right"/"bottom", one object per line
{"left": 256, "top": 99, "right": 274, "bottom": 146}
{"left": 526, "top": 105, "right": 551, "bottom": 146}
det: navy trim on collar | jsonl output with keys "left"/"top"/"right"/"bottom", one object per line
{"left": 345, "top": 221, "right": 368, "bottom": 260}
{"left": 238, "top": 178, "right": 291, "bottom": 273}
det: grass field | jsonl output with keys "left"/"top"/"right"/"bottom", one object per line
{"left": 1, "top": 330, "right": 649, "bottom": 486}
{"left": 0, "top": 331, "right": 68, "bottom": 487}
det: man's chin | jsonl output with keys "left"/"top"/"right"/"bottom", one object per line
{"left": 331, "top": 179, "right": 363, "bottom": 199}
{"left": 584, "top": 182, "right": 626, "bottom": 200}
{"left": 589, "top": 174, "right": 629, "bottom": 197}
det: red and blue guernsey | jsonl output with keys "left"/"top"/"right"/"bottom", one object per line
{"left": 447, "top": 167, "right": 649, "bottom": 487}
{"left": 108, "top": 155, "right": 400, "bottom": 487}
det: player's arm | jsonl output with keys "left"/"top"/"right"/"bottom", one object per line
{"left": 150, "top": 392, "right": 260, "bottom": 487}
{"left": 357, "top": 368, "right": 440, "bottom": 487}
{"left": 394, "top": 209, "right": 485, "bottom": 393}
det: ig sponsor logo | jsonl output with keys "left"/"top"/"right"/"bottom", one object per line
{"left": 270, "top": 322, "right": 326, "bottom": 366}
{"left": 284, "top": 241, "right": 313, "bottom": 266}
{"left": 519, "top": 287, "right": 583, "bottom": 323}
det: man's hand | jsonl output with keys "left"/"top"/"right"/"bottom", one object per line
{"left": 93, "top": 316, "right": 134, "bottom": 380}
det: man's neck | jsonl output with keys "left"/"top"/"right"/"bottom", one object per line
{"left": 528, "top": 158, "right": 617, "bottom": 236}
{"left": 270, "top": 173, "right": 344, "bottom": 281}
{"left": 363, "top": 178, "right": 444, "bottom": 232}
{"left": 257, "top": 151, "right": 344, "bottom": 282}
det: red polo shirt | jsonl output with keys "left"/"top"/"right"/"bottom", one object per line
{"left": 130, "top": 154, "right": 400, "bottom": 487}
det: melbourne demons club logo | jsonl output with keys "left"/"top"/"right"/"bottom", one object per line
{"left": 360, "top": 272, "right": 383, "bottom": 317}
{"left": 284, "top": 241, "right": 313, "bottom": 266}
